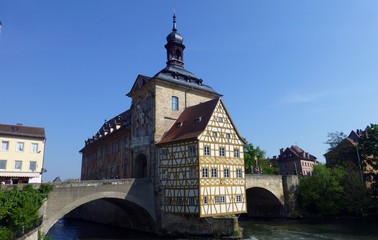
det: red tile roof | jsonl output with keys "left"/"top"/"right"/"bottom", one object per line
{"left": 158, "top": 98, "right": 220, "bottom": 144}
{"left": 0, "top": 124, "right": 45, "bottom": 139}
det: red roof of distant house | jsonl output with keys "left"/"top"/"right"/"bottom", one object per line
{"left": 0, "top": 124, "right": 45, "bottom": 139}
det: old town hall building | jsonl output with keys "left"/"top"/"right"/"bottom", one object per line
{"left": 80, "top": 16, "right": 246, "bottom": 224}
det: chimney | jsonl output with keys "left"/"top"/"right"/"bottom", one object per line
{"left": 280, "top": 148, "right": 284, "bottom": 154}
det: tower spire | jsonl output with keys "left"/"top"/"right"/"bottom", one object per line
{"left": 165, "top": 14, "right": 185, "bottom": 68}
{"left": 172, "top": 14, "right": 177, "bottom": 32}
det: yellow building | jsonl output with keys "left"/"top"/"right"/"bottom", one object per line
{"left": 0, "top": 123, "right": 46, "bottom": 184}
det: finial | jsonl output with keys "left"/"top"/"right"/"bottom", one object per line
{"left": 172, "top": 14, "right": 177, "bottom": 32}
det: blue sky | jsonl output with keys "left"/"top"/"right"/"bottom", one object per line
{"left": 1, "top": 1, "right": 377, "bottom": 181}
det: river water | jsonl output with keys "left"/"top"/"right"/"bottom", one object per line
{"left": 48, "top": 218, "right": 378, "bottom": 240}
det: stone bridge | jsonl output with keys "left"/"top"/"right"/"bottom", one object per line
{"left": 40, "top": 178, "right": 156, "bottom": 234}
{"left": 36, "top": 175, "right": 298, "bottom": 236}
{"left": 245, "top": 174, "right": 299, "bottom": 218}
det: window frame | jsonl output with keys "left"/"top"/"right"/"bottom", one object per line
{"left": 171, "top": 96, "right": 179, "bottom": 111}
{"left": 204, "top": 146, "right": 210, "bottom": 156}
{"left": 224, "top": 168, "right": 230, "bottom": 178}
{"left": 14, "top": 160, "right": 22, "bottom": 171}
{"left": 1, "top": 141, "right": 9, "bottom": 151}
{"left": 219, "top": 147, "right": 225, "bottom": 157}
{"left": 0, "top": 160, "right": 6, "bottom": 170}
{"left": 29, "top": 161, "right": 37, "bottom": 172}
{"left": 202, "top": 168, "right": 208, "bottom": 178}
{"left": 211, "top": 168, "right": 217, "bottom": 178}
{"left": 236, "top": 168, "right": 243, "bottom": 178}
{"left": 234, "top": 148, "right": 240, "bottom": 158}
{"left": 16, "top": 142, "right": 24, "bottom": 152}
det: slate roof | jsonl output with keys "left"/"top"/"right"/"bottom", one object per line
{"left": 158, "top": 98, "right": 220, "bottom": 144}
{"left": 153, "top": 65, "right": 221, "bottom": 96}
{"left": 0, "top": 124, "right": 45, "bottom": 139}
{"left": 82, "top": 109, "right": 131, "bottom": 149}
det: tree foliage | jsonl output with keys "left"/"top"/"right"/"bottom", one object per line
{"left": 360, "top": 123, "right": 378, "bottom": 197}
{"left": 0, "top": 184, "right": 53, "bottom": 240}
{"left": 243, "top": 139, "right": 278, "bottom": 174}
{"left": 325, "top": 131, "right": 347, "bottom": 151}
{"left": 298, "top": 164, "right": 371, "bottom": 216}
{"left": 298, "top": 165, "right": 345, "bottom": 215}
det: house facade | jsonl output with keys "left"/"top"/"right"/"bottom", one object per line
{"left": 270, "top": 145, "right": 317, "bottom": 176}
{"left": 325, "top": 126, "right": 377, "bottom": 191}
{"left": 80, "top": 15, "right": 246, "bottom": 227}
{"left": 0, "top": 123, "right": 46, "bottom": 184}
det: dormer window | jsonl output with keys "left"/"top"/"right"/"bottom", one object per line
{"left": 177, "top": 122, "right": 183, "bottom": 128}
{"left": 195, "top": 117, "right": 202, "bottom": 123}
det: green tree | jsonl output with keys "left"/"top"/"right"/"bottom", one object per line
{"left": 243, "top": 139, "right": 278, "bottom": 174}
{"left": 0, "top": 184, "right": 52, "bottom": 239}
{"left": 360, "top": 123, "right": 378, "bottom": 197}
{"left": 297, "top": 165, "right": 345, "bottom": 216}
{"left": 325, "top": 131, "right": 347, "bottom": 151}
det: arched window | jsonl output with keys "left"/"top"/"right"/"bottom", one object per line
{"left": 171, "top": 96, "right": 179, "bottom": 110}
{"left": 176, "top": 49, "right": 182, "bottom": 60}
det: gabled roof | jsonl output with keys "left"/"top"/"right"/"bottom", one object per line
{"left": 158, "top": 98, "right": 220, "bottom": 144}
{"left": 0, "top": 124, "right": 45, "bottom": 139}
{"left": 126, "top": 74, "right": 151, "bottom": 97}
{"left": 283, "top": 145, "right": 317, "bottom": 160}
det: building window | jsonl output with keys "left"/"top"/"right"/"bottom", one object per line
{"left": 1, "top": 141, "right": 9, "bottom": 151}
{"left": 14, "top": 160, "right": 22, "bottom": 171}
{"left": 220, "top": 196, "right": 226, "bottom": 203}
{"left": 234, "top": 148, "right": 240, "bottom": 158}
{"left": 189, "top": 167, "right": 197, "bottom": 178}
{"left": 0, "top": 160, "right": 6, "bottom": 170}
{"left": 204, "top": 146, "right": 210, "bottom": 156}
{"left": 211, "top": 168, "right": 217, "bottom": 178}
{"left": 236, "top": 169, "right": 242, "bottom": 178}
{"left": 226, "top": 133, "right": 231, "bottom": 138}
{"left": 214, "top": 196, "right": 220, "bottom": 204}
{"left": 224, "top": 168, "right": 230, "bottom": 178}
{"left": 188, "top": 146, "right": 196, "bottom": 157}
{"left": 161, "top": 148, "right": 168, "bottom": 159}
{"left": 16, "top": 142, "right": 24, "bottom": 152}
{"left": 202, "top": 168, "right": 208, "bottom": 178}
{"left": 29, "top": 161, "right": 37, "bottom": 172}
{"left": 212, "top": 131, "right": 217, "bottom": 137}
{"left": 218, "top": 117, "right": 223, "bottom": 122}
{"left": 236, "top": 195, "right": 242, "bottom": 202}
{"left": 219, "top": 147, "right": 225, "bottom": 157}
{"left": 31, "top": 143, "right": 38, "bottom": 153}
{"left": 171, "top": 96, "right": 179, "bottom": 110}
{"left": 203, "top": 196, "right": 208, "bottom": 204}
{"left": 188, "top": 197, "right": 196, "bottom": 206}
{"left": 135, "top": 127, "right": 141, "bottom": 137}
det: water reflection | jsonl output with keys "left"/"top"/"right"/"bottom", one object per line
{"left": 240, "top": 218, "right": 378, "bottom": 240}
{"left": 48, "top": 218, "right": 378, "bottom": 240}
{"left": 47, "top": 219, "right": 158, "bottom": 240}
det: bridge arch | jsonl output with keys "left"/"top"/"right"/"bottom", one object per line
{"left": 42, "top": 179, "right": 156, "bottom": 234}
{"left": 246, "top": 187, "right": 286, "bottom": 218}
{"left": 43, "top": 191, "right": 155, "bottom": 234}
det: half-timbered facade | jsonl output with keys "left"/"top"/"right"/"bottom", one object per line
{"left": 158, "top": 98, "right": 246, "bottom": 217}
